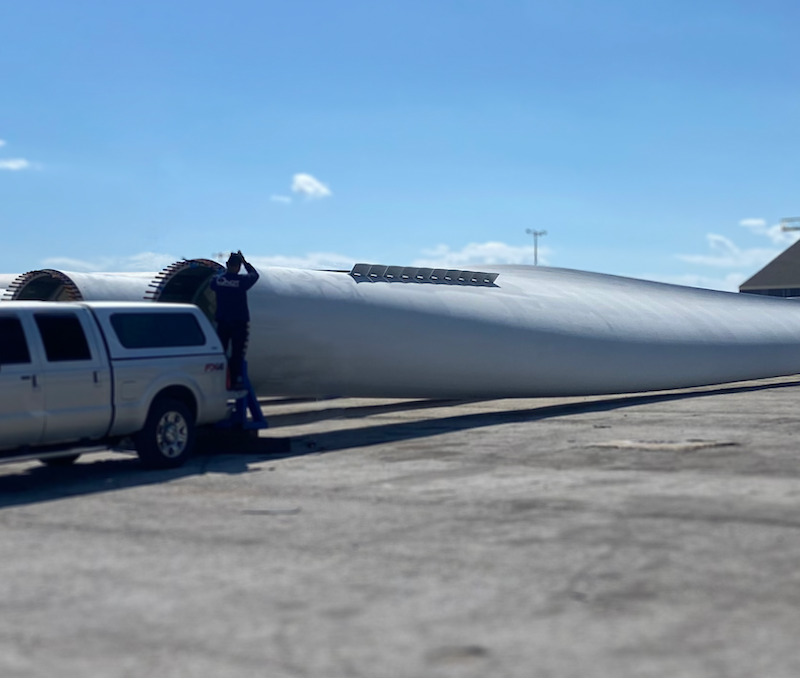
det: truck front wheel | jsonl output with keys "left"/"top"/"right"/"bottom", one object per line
{"left": 134, "top": 398, "right": 196, "bottom": 469}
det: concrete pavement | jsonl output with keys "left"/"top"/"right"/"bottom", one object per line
{"left": 3, "top": 376, "right": 800, "bottom": 677}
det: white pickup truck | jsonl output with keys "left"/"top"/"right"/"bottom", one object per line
{"left": 0, "top": 301, "right": 230, "bottom": 468}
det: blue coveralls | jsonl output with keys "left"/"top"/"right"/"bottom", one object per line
{"left": 209, "top": 263, "right": 260, "bottom": 386}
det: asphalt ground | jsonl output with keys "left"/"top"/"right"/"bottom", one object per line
{"left": 3, "top": 376, "right": 800, "bottom": 677}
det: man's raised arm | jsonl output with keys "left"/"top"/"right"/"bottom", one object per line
{"left": 238, "top": 251, "right": 260, "bottom": 287}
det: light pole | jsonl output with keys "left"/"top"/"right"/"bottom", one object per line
{"left": 525, "top": 229, "right": 548, "bottom": 266}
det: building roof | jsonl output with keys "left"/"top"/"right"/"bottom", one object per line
{"left": 740, "top": 239, "right": 800, "bottom": 290}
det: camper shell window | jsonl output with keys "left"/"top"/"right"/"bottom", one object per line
{"left": 110, "top": 312, "right": 206, "bottom": 349}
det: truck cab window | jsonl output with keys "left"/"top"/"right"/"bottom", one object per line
{"left": 0, "top": 317, "right": 31, "bottom": 365}
{"left": 35, "top": 314, "right": 92, "bottom": 362}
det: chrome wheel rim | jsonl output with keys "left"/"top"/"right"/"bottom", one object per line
{"left": 156, "top": 411, "right": 189, "bottom": 458}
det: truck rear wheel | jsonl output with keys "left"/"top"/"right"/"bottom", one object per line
{"left": 134, "top": 398, "right": 195, "bottom": 469}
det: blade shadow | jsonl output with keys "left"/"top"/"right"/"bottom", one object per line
{"left": 259, "top": 378, "right": 800, "bottom": 457}
{"left": 1, "top": 377, "right": 799, "bottom": 509}
{"left": 265, "top": 398, "right": 486, "bottom": 428}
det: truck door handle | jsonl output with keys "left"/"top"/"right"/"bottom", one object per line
{"left": 20, "top": 375, "right": 31, "bottom": 380}
{"left": 20, "top": 375, "right": 38, "bottom": 387}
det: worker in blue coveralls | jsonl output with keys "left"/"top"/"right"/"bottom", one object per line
{"left": 210, "top": 251, "right": 260, "bottom": 389}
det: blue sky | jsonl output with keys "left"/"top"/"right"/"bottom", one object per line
{"left": 1, "top": 0, "right": 798, "bottom": 289}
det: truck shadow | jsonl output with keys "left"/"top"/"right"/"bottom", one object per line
{"left": 0, "top": 454, "right": 255, "bottom": 510}
{"left": 0, "top": 399, "right": 474, "bottom": 509}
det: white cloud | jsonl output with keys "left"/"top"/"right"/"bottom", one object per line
{"left": 666, "top": 217, "right": 800, "bottom": 290}
{"left": 291, "top": 173, "right": 332, "bottom": 200}
{"left": 412, "top": 241, "right": 552, "bottom": 269}
{"left": 0, "top": 158, "right": 31, "bottom": 171}
{"left": 248, "top": 252, "right": 356, "bottom": 271}
{"left": 0, "top": 139, "right": 6, "bottom": 147}
{"left": 123, "top": 252, "right": 184, "bottom": 271}
{"left": 251, "top": 241, "right": 553, "bottom": 272}
{"left": 270, "top": 194, "right": 292, "bottom": 204}
{"left": 39, "top": 251, "right": 357, "bottom": 273}
{"left": 245, "top": 241, "right": 555, "bottom": 272}
{"left": 676, "top": 233, "right": 780, "bottom": 269}
{"left": 41, "top": 252, "right": 179, "bottom": 273}
{"left": 40, "top": 257, "right": 111, "bottom": 272}
{"left": 740, "top": 217, "right": 800, "bottom": 245}
{"left": 638, "top": 271, "right": 747, "bottom": 292}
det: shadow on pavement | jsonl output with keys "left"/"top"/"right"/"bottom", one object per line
{"left": 258, "top": 396, "right": 333, "bottom": 406}
{"left": 277, "top": 378, "right": 800, "bottom": 456}
{"left": 265, "top": 398, "right": 487, "bottom": 428}
{"left": 0, "top": 453, "right": 254, "bottom": 510}
{"left": 2, "top": 378, "right": 799, "bottom": 509}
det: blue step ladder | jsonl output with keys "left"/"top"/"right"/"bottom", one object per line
{"left": 215, "top": 360, "right": 268, "bottom": 431}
